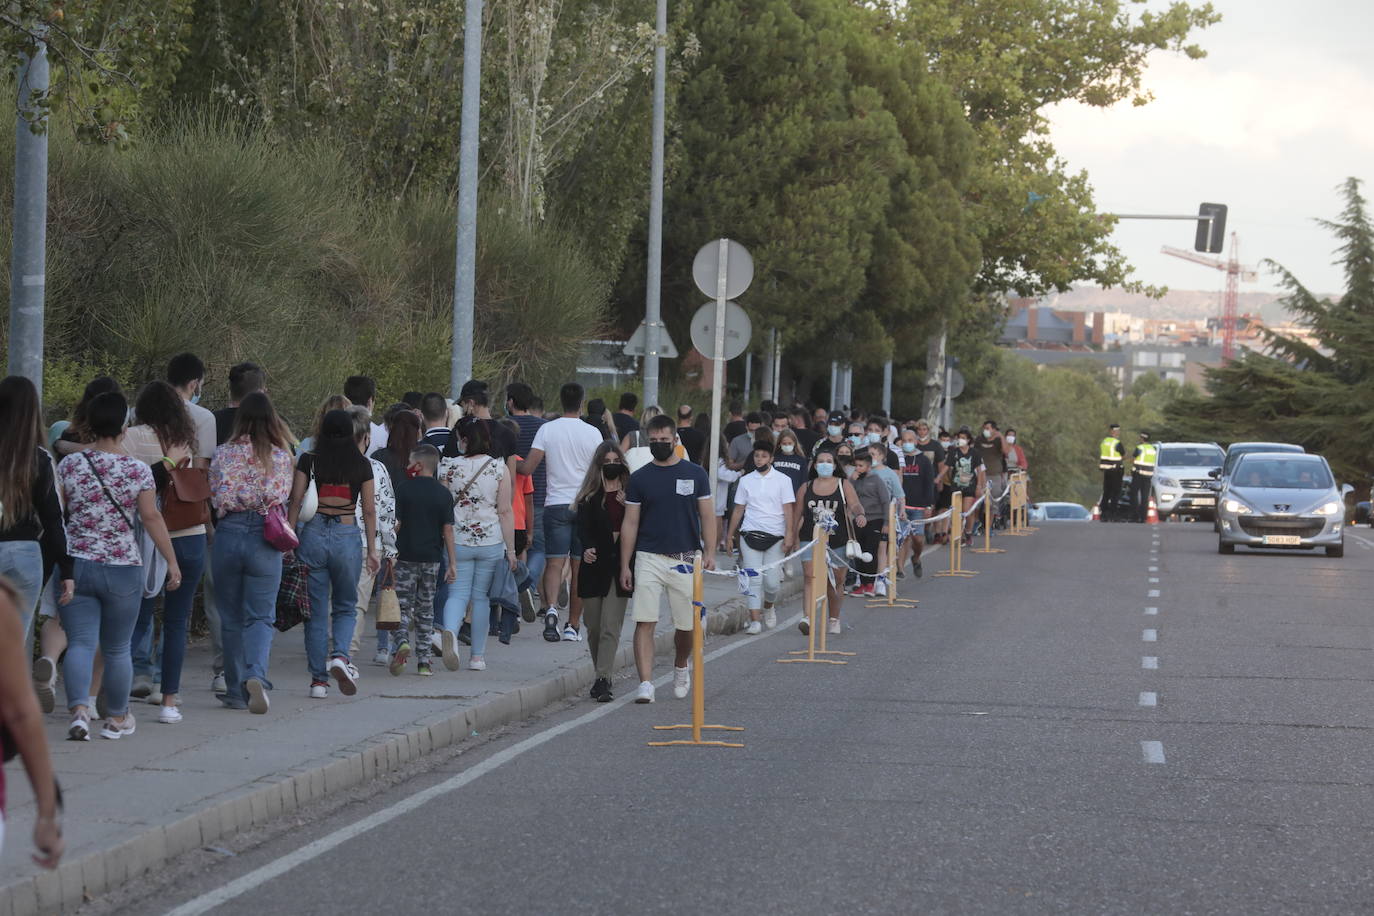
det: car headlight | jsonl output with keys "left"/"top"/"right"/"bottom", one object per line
{"left": 1313, "top": 501, "right": 1342, "bottom": 516}
{"left": 1224, "top": 499, "right": 1251, "bottom": 514}
{"left": 1155, "top": 476, "right": 1177, "bottom": 488}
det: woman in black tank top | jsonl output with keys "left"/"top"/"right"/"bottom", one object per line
{"left": 792, "top": 449, "right": 865, "bottom": 640}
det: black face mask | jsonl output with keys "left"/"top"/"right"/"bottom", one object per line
{"left": 649, "top": 441, "right": 674, "bottom": 461}
{"left": 602, "top": 463, "right": 625, "bottom": 480}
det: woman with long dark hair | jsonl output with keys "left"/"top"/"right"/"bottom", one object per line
{"left": 56, "top": 391, "right": 181, "bottom": 741}
{"left": 53, "top": 376, "right": 123, "bottom": 457}
{"left": 437, "top": 416, "right": 513, "bottom": 672}
{"left": 0, "top": 376, "right": 73, "bottom": 643}
{"left": 210, "top": 392, "right": 294, "bottom": 714}
{"left": 123, "top": 380, "right": 207, "bottom": 723}
{"left": 573, "top": 441, "right": 632, "bottom": 702}
{"left": 374, "top": 408, "right": 421, "bottom": 491}
{"left": 288, "top": 409, "right": 380, "bottom": 698}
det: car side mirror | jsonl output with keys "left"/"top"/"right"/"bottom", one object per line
{"left": 1341, "top": 483, "right": 1355, "bottom": 496}
{"left": 1207, "top": 469, "right": 1220, "bottom": 479}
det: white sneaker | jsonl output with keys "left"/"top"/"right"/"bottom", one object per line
{"left": 764, "top": 608, "right": 777, "bottom": 629}
{"left": 67, "top": 714, "right": 91, "bottom": 742}
{"left": 827, "top": 618, "right": 841, "bottom": 636}
{"left": 32, "top": 657, "right": 56, "bottom": 713}
{"left": 672, "top": 666, "right": 691, "bottom": 699}
{"left": 146, "top": 689, "right": 164, "bottom": 705}
{"left": 245, "top": 677, "right": 270, "bottom": 715}
{"left": 562, "top": 624, "right": 581, "bottom": 641}
{"left": 875, "top": 580, "right": 887, "bottom": 597}
{"left": 430, "top": 631, "right": 444, "bottom": 654}
{"left": 634, "top": 681, "right": 655, "bottom": 704}
{"left": 211, "top": 673, "right": 227, "bottom": 694}
{"left": 468, "top": 656, "right": 486, "bottom": 671}
{"left": 309, "top": 683, "right": 329, "bottom": 699}
{"left": 372, "top": 650, "right": 389, "bottom": 666}
{"left": 100, "top": 715, "right": 136, "bottom": 740}
{"left": 745, "top": 620, "right": 762, "bottom": 635}
{"left": 441, "top": 630, "right": 461, "bottom": 670}
{"left": 157, "top": 705, "right": 183, "bottom": 724}
{"left": 328, "top": 657, "right": 359, "bottom": 696}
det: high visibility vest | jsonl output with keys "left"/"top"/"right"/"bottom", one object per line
{"left": 1134, "top": 443, "right": 1158, "bottom": 475}
{"left": 1099, "top": 436, "right": 1122, "bottom": 470}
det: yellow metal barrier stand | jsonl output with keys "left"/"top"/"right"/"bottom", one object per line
{"left": 1004, "top": 474, "right": 1029, "bottom": 536}
{"left": 869, "top": 501, "right": 918, "bottom": 607}
{"left": 649, "top": 556, "right": 745, "bottom": 747}
{"left": 969, "top": 485, "right": 1005, "bottom": 555}
{"left": 935, "top": 492, "right": 979, "bottom": 578}
{"left": 780, "top": 535, "right": 849, "bottom": 664}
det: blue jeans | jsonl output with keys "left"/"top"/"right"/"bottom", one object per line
{"left": 298, "top": 515, "right": 363, "bottom": 682}
{"left": 0, "top": 540, "right": 43, "bottom": 648}
{"left": 212, "top": 512, "right": 282, "bottom": 705}
{"left": 58, "top": 559, "right": 144, "bottom": 716}
{"left": 520, "top": 504, "right": 546, "bottom": 595}
{"left": 442, "top": 543, "right": 505, "bottom": 656}
{"left": 131, "top": 534, "right": 207, "bottom": 696}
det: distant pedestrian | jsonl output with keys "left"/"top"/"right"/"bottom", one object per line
{"left": 388, "top": 445, "right": 455, "bottom": 677}
{"left": 726, "top": 437, "right": 796, "bottom": 633}
{"left": 574, "top": 442, "right": 633, "bottom": 702}
{"left": 793, "top": 447, "right": 862, "bottom": 636}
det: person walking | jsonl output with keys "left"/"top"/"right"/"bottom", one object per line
{"left": 848, "top": 450, "right": 889, "bottom": 596}
{"left": 771, "top": 428, "right": 810, "bottom": 495}
{"left": 372, "top": 408, "right": 422, "bottom": 492}
{"left": 792, "top": 447, "right": 863, "bottom": 636}
{"left": 56, "top": 391, "right": 182, "bottom": 741}
{"left": 618, "top": 415, "right": 716, "bottom": 704}
{"left": 210, "top": 392, "right": 295, "bottom": 714}
{"left": 388, "top": 445, "right": 456, "bottom": 677}
{"left": 346, "top": 406, "right": 397, "bottom": 664}
{"left": 1130, "top": 431, "right": 1157, "bottom": 523}
{"left": 0, "top": 577, "right": 64, "bottom": 869}
{"left": 896, "top": 427, "right": 936, "bottom": 579}
{"left": 1099, "top": 423, "right": 1124, "bottom": 522}
{"left": 574, "top": 442, "right": 633, "bottom": 702}
{"left": 438, "top": 416, "right": 515, "bottom": 671}
{"left": 0, "top": 376, "right": 73, "bottom": 644}
{"left": 726, "top": 437, "right": 796, "bottom": 633}
{"left": 288, "top": 409, "right": 380, "bottom": 699}
{"left": 940, "top": 427, "right": 987, "bottom": 541}
{"left": 520, "top": 383, "right": 603, "bottom": 641}
{"left": 506, "top": 382, "right": 547, "bottom": 621}
{"left": 123, "top": 381, "right": 210, "bottom": 723}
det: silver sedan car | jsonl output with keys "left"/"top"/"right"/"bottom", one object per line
{"left": 1217, "top": 453, "right": 1346, "bottom": 557}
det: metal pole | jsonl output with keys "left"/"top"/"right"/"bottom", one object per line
{"left": 942, "top": 360, "right": 954, "bottom": 430}
{"left": 829, "top": 361, "right": 838, "bottom": 412}
{"left": 772, "top": 333, "right": 782, "bottom": 405}
{"left": 641, "top": 0, "right": 669, "bottom": 409}
{"left": 707, "top": 239, "right": 728, "bottom": 486}
{"left": 881, "top": 359, "right": 892, "bottom": 416}
{"left": 761, "top": 329, "right": 774, "bottom": 404}
{"left": 743, "top": 351, "right": 752, "bottom": 405}
{"left": 449, "top": 0, "right": 484, "bottom": 396}
{"left": 8, "top": 27, "right": 48, "bottom": 396}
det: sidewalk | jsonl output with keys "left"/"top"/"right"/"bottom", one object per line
{"left": 0, "top": 565, "right": 804, "bottom": 916}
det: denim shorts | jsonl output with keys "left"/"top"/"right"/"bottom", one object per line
{"left": 543, "top": 504, "right": 581, "bottom": 558}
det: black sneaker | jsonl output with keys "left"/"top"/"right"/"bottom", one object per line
{"left": 914, "top": 560, "right": 923, "bottom": 579}
{"left": 520, "top": 589, "right": 538, "bottom": 623}
{"left": 543, "top": 610, "right": 562, "bottom": 642}
{"left": 458, "top": 621, "right": 472, "bottom": 646}
{"left": 590, "top": 677, "right": 610, "bottom": 701}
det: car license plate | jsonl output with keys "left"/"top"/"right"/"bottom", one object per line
{"left": 1192, "top": 497, "right": 1215, "bottom": 506}
{"left": 1263, "top": 535, "right": 1302, "bottom": 546}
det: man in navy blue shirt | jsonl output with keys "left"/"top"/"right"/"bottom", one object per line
{"left": 620, "top": 415, "right": 715, "bottom": 704}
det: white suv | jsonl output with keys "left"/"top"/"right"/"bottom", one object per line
{"left": 1151, "top": 442, "right": 1225, "bottom": 521}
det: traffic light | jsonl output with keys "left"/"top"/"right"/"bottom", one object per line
{"left": 1195, "top": 202, "right": 1227, "bottom": 253}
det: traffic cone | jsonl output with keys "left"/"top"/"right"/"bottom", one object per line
{"left": 1091, "top": 503, "right": 1101, "bottom": 521}
{"left": 1146, "top": 499, "right": 1159, "bottom": 524}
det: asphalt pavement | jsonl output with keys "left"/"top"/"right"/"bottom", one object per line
{"left": 72, "top": 522, "right": 1374, "bottom": 913}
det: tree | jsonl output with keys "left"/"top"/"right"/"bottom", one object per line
{"left": 1164, "top": 178, "right": 1374, "bottom": 483}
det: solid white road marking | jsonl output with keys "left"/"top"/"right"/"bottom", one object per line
{"left": 1139, "top": 691, "right": 1157, "bottom": 707}
{"left": 1142, "top": 656, "right": 1159, "bottom": 669}
{"left": 1148, "top": 589, "right": 1161, "bottom": 598}
{"left": 1144, "top": 607, "right": 1158, "bottom": 615}
{"left": 162, "top": 607, "right": 808, "bottom": 916}
{"left": 1143, "top": 629, "right": 1158, "bottom": 642}
{"left": 1141, "top": 740, "right": 1166, "bottom": 764}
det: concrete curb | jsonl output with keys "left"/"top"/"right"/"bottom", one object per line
{"left": 2, "top": 575, "right": 803, "bottom": 916}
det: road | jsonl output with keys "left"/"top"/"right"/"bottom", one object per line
{"left": 89, "top": 521, "right": 1374, "bottom": 915}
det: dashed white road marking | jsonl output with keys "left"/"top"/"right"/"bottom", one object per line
{"left": 1141, "top": 740, "right": 1167, "bottom": 764}
{"left": 1139, "top": 692, "right": 1158, "bottom": 707}
{"left": 1148, "top": 576, "right": 1160, "bottom": 583}
{"left": 1144, "top": 607, "right": 1158, "bottom": 615}
{"left": 1142, "top": 656, "right": 1159, "bottom": 669}
{"left": 1147, "top": 588, "right": 1161, "bottom": 598}
{"left": 1143, "top": 628, "right": 1158, "bottom": 642}
{"left": 1148, "top": 565, "right": 1159, "bottom": 572}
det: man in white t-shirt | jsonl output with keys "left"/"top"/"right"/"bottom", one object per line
{"left": 520, "top": 382, "right": 605, "bottom": 642}
{"left": 725, "top": 439, "right": 796, "bottom": 634}
{"left": 345, "top": 375, "right": 389, "bottom": 452}
{"left": 167, "top": 352, "right": 217, "bottom": 469}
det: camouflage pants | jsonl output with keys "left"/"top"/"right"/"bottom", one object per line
{"left": 394, "top": 560, "right": 439, "bottom": 662}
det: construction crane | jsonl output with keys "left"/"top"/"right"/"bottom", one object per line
{"left": 1161, "top": 231, "right": 1258, "bottom": 361}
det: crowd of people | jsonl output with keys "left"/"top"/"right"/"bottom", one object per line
{"left": 0, "top": 357, "right": 1031, "bottom": 867}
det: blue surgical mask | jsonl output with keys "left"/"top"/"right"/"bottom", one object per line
{"left": 826, "top": 424, "right": 843, "bottom": 437}
{"left": 901, "top": 441, "right": 917, "bottom": 454}
{"left": 867, "top": 432, "right": 881, "bottom": 444}
{"left": 848, "top": 434, "right": 864, "bottom": 446}
{"left": 814, "top": 462, "right": 835, "bottom": 478}
{"left": 190, "top": 386, "right": 202, "bottom": 406}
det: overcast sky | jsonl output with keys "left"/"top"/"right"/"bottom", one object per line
{"left": 1048, "top": 0, "right": 1374, "bottom": 295}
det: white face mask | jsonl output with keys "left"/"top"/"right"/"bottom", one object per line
{"left": 867, "top": 432, "right": 881, "bottom": 444}
{"left": 827, "top": 425, "right": 843, "bottom": 437}
{"left": 1006, "top": 434, "right": 1016, "bottom": 444}
{"left": 780, "top": 443, "right": 795, "bottom": 454}
{"left": 983, "top": 428, "right": 993, "bottom": 439}
{"left": 939, "top": 439, "right": 951, "bottom": 449}
{"left": 957, "top": 438, "right": 969, "bottom": 448}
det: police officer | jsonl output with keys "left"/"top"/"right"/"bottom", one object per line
{"left": 1130, "top": 432, "right": 1157, "bottom": 523}
{"left": 1099, "top": 423, "right": 1124, "bottom": 522}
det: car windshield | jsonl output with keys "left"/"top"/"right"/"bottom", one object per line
{"left": 1224, "top": 444, "right": 1302, "bottom": 475}
{"left": 1158, "top": 447, "right": 1224, "bottom": 468}
{"left": 1232, "top": 459, "right": 1332, "bottom": 490}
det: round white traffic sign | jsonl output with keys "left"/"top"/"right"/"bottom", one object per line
{"left": 692, "top": 239, "right": 754, "bottom": 300}
{"left": 690, "top": 301, "right": 752, "bottom": 361}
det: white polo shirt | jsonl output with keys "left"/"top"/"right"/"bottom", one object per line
{"left": 734, "top": 467, "right": 796, "bottom": 536}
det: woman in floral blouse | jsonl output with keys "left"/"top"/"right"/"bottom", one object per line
{"left": 437, "top": 416, "right": 514, "bottom": 672}
{"left": 209, "top": 392, "right": 294, "bottom": 715}
{"left": 56, "top": 391, "right": 182, "bottom": 742}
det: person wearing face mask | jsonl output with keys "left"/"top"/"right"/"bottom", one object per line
{"left": 166, "top": 353, "right": 217, "bottom": 472}
{"left": 574, "top": 442, "right": 634, "bottom": 702}
{"left": 865, "top": 418, "right": 899, "bottom": 471}
{"left": 896, "top": 429, "right": 936, "bottom": 578}
{"left": 1004, "top": 427, "right": 1027, "bottom": 478}
{"left": 793, "top": 447, "right": 864, "bottom": 636}
{"left": 846, "top": 422, "right": 867, "bottom": 452}
{"left": 938, "top": 426, "right": 986, "bottom": 541}
{"left": 812, "top": 412, "right": 849, "bottom": 458}
{"left": 847, "top": 452, "right": 889, "bottom": 596}
{"left": 976, "top": 420, "right": 1007, "bottom": 527}
{"left": 726, "top": 437, "right": 797, "bottom": 634}
{"left": 726, "top": 412, "right": 767, "bottom": 473}
{"left": 771, "top": 428, "right": 809, "bottom": 494}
